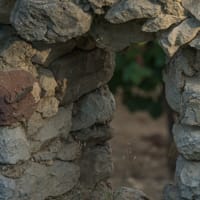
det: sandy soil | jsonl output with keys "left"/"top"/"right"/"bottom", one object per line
{"left": 110, "top": 97, "right": 173, "bottom": 200}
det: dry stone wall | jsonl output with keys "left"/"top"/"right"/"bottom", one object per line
{"left": 0, "top": 0, "right": 200, "bottom": 199}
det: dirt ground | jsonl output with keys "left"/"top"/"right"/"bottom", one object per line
{"left": 110, "top": 96, "right": 173, "bottom": 200}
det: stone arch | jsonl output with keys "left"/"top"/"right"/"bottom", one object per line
{"left": 0, "top": 0, "right": 200, "bottom": 199}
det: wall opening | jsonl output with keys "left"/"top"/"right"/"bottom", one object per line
{"left": 109, "top": 41, "right": 176, "bottom": 200}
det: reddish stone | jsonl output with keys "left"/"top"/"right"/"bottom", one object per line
{"left": 0, "top": 70, "right": 38, "bottom": 125}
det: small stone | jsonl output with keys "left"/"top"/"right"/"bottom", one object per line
{"left": 39, "top": 69, "right": 57, "bottom": 97}
{"left": 160, "top": 18, "right": 200, "bottom": 57}
{"left": 0, "top": 175, "right": 16, "bottom": 200}
{"left": 27, "top": 112, "right": 44, "bottom": 136}
{"left": 31, "top": 106, "right": 72, "bottom": 150}
{"left": 163, "top": 48, "right": 194, "bottom": 112}
{"left": 0, "top": 126, "right": 30, "bottom": 164}
{"left": 173, "top": 124, "right": 200, "bottom": 160}
{"left": 0, "top": 70, "right": 39, "bottom": 125}
{"left": 72, "top": 86, "right": 115, "bottom": 131}
{"left": 105, "top": 0, "right": 161, "bottom": 24}
{"left": 90, "top": 19, "right": 153, "bottom": 52}
{"left": 163, "top": 184, "right": 180, "bottom": 200}
{"left": 80, "top": 144, "right": 113, "bottom": 188}
{"left": 181, "top": 74, "right": 200, "bottom": 126}
{"left": 114, "top": 187, "right": 149, "bottom": 200}
{"left": 160, "top": 0, "right": 185, "bottom": 17}
{"left": 142, "top": 14, "right": 185, "bottom": 32}
{"left": 182, "top": 0, "right": 200, "bottom": 22}
{"left": 37, "top": 97, "right": 59, "bottom": 118}
{"left": 5, "top": 161, "right": 80, "bottom": 200}
{"left": 190, "top": 33, "right": 200, "bottom": 50}
{"left": 175, "top": 156, "right": 200, "bottom": 199}
{"left": 0, "top": 37, "right": 37, "bottom": 75}
{"left": 11, "top": 0, "right": 92, "bottom": 43}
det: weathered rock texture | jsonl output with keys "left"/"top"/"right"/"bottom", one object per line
{"left": 1, "top": 0, "right": 200, "bottom": 199}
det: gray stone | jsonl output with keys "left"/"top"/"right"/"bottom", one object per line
{"left": 114, "top": 187, "right": 149, "bottom": 200}
{"left": 163, "top": 184, "right": 180, "bottom": 200}
{"left": 105, "top": 0, "right": 161, "bottom": 24}
{"left": 181, "top": 74, "right": 200, "bottom": 126}
{"left": 160, "top": 18, "right": 200, "bottom": 57}
{"left": 182, "top": 0, "right": 200, "bottom": 22}
{"left": 72, "top": 86, "right": 115, "bottom": 131}
{"left": 0, "top": 175, "right": 16, "bottom": 200}
{"left": 72, "top": 125, "right": 113, "bottom": 142}
{"left": 33, "top": 138, "right": 81, "bottom": 162}
{"left": 51, "top": 49, "right": 115, "bottom": 104}
{"left": 30, "top": 106, "right": 72, "bottom": 152}
{"left": 173, "top": 124, "right": 200, "bottom": 160}
{"left": 90, "top": 19, "right": 153, "bottom": 52}
{"left": 6, "top": 161, "right": 80, "bottom": 200}
{"left": 190, "top": 33, "right": 200, "bottom": 50}
{"left": 175, "top": 156, "right": 200, "bottom": 199}
{"left": 0, "top": 0, "right": 16, "bottom": 24}
{"left": 163, "top": 48, "right": 194, "bottom": 112}
{"left": 11, "top": 0, "right": 92, "bottom": 43}
{"left": 80, "top": 144, "right": 113, "bottom": 188}
{"left": 142, "top": 14, "right": 185, "bottom": 32}
{"left": 0, "top": 127, "right": 30, "bottom": 164}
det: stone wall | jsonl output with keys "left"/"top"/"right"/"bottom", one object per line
{"left": 0, "top": 0, "right": 200, "bottom": 199}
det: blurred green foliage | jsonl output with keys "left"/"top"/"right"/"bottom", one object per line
{"left": 109, "top": 41, "right": 166, "bottom": 118}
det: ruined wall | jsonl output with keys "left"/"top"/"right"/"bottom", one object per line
{"left": 0, "top": 0, "right": 200, "bottom": 200}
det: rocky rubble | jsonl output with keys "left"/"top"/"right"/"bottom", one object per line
{"left": 0, "top": 0, "right": 200, "bottom": 199}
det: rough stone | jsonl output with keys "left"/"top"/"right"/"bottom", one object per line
{"left": 38, "top": 68, "right": 57, "bottom": 97}
{"left": 72, "top": 86, "right": 115, "bottom": 131}
{"left": 11, "top": 0, "right": 92, "bottom": 43}
{"left": 88, "top": 0, "right": 118, "bottom": 14}
{"left": 181, "top": 74, "right": 200, "bottom": 126}
{"left": 90, "top": 19, "right": 153, "bottom": 52}
{"left": 164, "top": 47, "right": 196, "bottom": 113}
{"left": 80, "top": 144, "right": 113, "bottom": 188}
{"left": 30, "top": 106, "right": 72, "bottom": 152}
{"left": 26, "top": 112, "right": 44, "bottom": 136}
{"left": 32, "top": 39, "right": 76, "bottom": 67}
{"left": 0, "top": 0, "right": 16, "bottom": 24}
{"left": 0, "top": 175, "right": 16, "bottom": 200}
{"left": 182, "top": 0, "right": 200, "bottom": 22}
{"left": 0, "top": 70, "right": 39, "bottom": 126}
{"left": 173, "top": 124, "right": 200, "bottom": 160}
{"left": 37, "top": 97, "right": 59, "bottom": 118}
{"left": 0, "top": 37, "right": 37, "bottom": 75}
{"left": 33, "top": 138, "right": 81, "bottom": 162}
{"left": 72, "top": 125, "right": 113, "bottom": 143}
{"left": 113, "top": 187, "right": 149, "bottom": 200}
{"left": 160, "top": 18, "right": 200, "bottom": 57}
{"left": 160, "top": 0, "right": 185, "bottom": 17}
{"left": 105, "top": 0, "right": 161, "bottom": 24}
{"left": 163, "top": 184, "right": 180, "bottom": 200}
{"left": 0, "top": 126, "right": 30, "bottom": 164}
{"left": 176, "top": 156, "right": 200, "bottom": 200}
{"left": 190, "top": 33, "right": 200, "bottom": 50}
{"left": 142, "top": 14, "right": 185, "bottom": 32}
{"left": 0, "top": 161, "right": 80, "bottom": 200}
{"left": 51, "top": 49, "right": 115, "bottom": 104}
